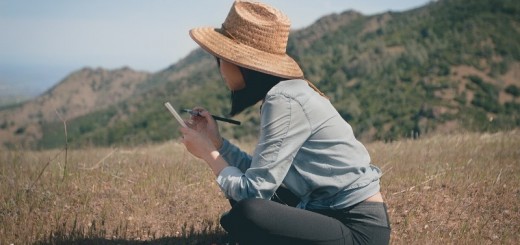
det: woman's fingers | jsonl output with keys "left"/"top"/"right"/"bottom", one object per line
{"left": 179, "top": 125, "right": 217, "bottom": 160}
{"left": 188, "top": 107, "right": 222, "bottom": 149}
{"left": 180, "top": 127, "right": 197, "bottom": 147}
{"left": 192, "top": 106, "right": 206, "bottom": 112}
{"left": 199, "top": 110, "right": 213, "bottom": 120}
{"left": 192, "top": 106, "right": 207, "bottom": 119}
{"left": 188, "top": 107, "right": 218, "bottom": 130}
{"left": 179, "top": 126, "right": 191, "bottom": 135}
{"left": 185, "top": 119, "right": 195, "bottom": 129}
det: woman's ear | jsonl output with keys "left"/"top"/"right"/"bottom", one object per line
{"left": 220, "top": 59, "right": 246, "bottom": 91}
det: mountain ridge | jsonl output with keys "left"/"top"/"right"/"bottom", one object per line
{"left": 1, "top": 0, "right": 519, "bottom": 149}
{"left": 0, "top": 67, "right": 150, "bottom": 147}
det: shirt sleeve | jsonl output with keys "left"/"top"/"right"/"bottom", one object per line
{"left": 218, "top": 138, "right": 252, "bottom": 173}
{"left": 216, "top": 93, "right": 311, "bottom": 201}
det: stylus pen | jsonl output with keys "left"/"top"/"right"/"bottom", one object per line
{"left": 182, "top": 109, "right": 241, "bottom": 125}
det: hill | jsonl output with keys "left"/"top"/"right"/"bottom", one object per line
{"left": 288, "top": 0, "right": 520, "bottom": 139}
{"left": 1, "top": 0, "right": 519, "bottom": 149}
{"left": 0, "top": 67, "right": 150, "bottom": 147}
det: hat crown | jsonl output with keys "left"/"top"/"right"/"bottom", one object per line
{"left": 222, "top": 1, "right": 291, "bottom": 55}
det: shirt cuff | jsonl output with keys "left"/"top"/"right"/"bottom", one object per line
{"left": 218, "top": 138, "right": 231, "bottom": 155}
{"left": 216, "top": 166, "right": 244, "bottom": 199}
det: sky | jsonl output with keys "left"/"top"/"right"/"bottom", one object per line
{"left": 0, "top": 0, "right": 431, "bottom": 92}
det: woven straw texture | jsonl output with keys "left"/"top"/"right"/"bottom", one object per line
{"left": 189, "top": 0, "right": 304, "bottom": 79}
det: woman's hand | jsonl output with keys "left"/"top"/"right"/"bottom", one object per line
{"left": 187, "top": 107, "right": 223, "bottom": 149}
{"left": 180, "top": 107, "right": 219, "bottom": 159}
{"left": 180, "top": 107, "right": 228, "bottom": 175}
{"left": 180, "top": 126, "right": 216, "bottom": 161}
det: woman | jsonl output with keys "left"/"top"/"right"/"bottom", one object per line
{"left": 180, "top": 1, "right": 390, "bottom": 244}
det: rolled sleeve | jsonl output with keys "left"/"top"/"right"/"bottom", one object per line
{"left": 216, "top": 166, "right": 245, "bottom": 199}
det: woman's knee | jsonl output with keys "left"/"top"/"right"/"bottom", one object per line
{"left": 220, "top": 198, "right": 270, "bottom": 228}
{"left": 233, "top": 198, "right": 270, "bottom": 220}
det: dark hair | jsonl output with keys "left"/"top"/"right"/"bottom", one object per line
{"left": 216, "top": 58, "right": 285, "bottom": 116}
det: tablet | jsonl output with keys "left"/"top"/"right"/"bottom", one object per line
{"left": 164, "top": 102, "right": 187, "bottom": 127}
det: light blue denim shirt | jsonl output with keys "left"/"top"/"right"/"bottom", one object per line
{"left": 216, "top": 79, "right": 381, "bottom": 210}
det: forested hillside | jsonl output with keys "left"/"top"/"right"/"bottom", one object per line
{"left": 3, "top": 0, "right": 519, "bottom": 149}
{"left": 289, "top": 0, "right": 520, "bottom": 139}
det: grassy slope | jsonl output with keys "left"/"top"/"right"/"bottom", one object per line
{"left": 1, "top": 131, "right": 519, "bottom": 244}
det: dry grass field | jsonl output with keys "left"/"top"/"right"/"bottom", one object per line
{"left": 1, "top": 131, "right": 519, "bottom": 244}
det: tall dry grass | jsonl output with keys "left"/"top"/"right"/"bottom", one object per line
{"left": 373, "top": 131, "right": 520, "bottom": 244}
{"left": 0, "top": 142, "right": 231, "bottom": 244}
{"left": 1, "top": 131, "right": 519, "bottom": 244}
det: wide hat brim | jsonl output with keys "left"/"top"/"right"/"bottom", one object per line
{"left": 190, "top": 27, "right": 304, "bottom": 79}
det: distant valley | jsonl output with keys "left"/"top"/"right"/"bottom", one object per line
{"left": 0, "top": 63, "right": 83, "bottom": 107}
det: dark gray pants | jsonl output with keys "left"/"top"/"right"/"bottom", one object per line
{"left": 221, "top": 190, "right": 391, "bottom": 245}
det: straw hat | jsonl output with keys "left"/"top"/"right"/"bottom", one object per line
{"left": 189, "top": 0, "right": 304, "bottom": 79}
